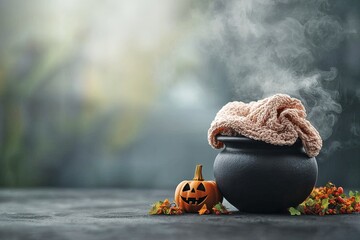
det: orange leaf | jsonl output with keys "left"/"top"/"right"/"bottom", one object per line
{"left": 198, "top": 204, "right": 210, "bottom": 215}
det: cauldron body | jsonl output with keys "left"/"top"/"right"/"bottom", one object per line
{"left": 213, "top": 135, "right": 318, "bottom": 213}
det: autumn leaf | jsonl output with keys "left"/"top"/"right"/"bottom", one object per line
{"left": 289, "top": 182, "right": 360, "bottom": 215}
{"left": 288, "top": 207, "right": 301, "bottom": 216}
{"left": 306, "top": 198, "right": 315, "bottom": 207}
{"left": 321, "top": 198, "right": 329, "bottom": 209}
{"left": 198, "top": 204, "right": 210, "bottom": 215}
{"left": 212, "top": 202, "right": 231, "bottom": 215}
{"left": 149, "top": 199, "right": 183, "bottom": 215}
{"left": 149, "top": 200, "right": 164, "bottom": 215}
{"left": 349, "top": 191, "right": 360, "bottom": 203}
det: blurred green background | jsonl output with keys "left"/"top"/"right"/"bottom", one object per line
{"left": 0, "top": 0, "right": 359, "bottom": 188}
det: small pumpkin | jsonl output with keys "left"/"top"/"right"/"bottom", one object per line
{"left": 174, "top": 164, "right": 223, "bottom": 213}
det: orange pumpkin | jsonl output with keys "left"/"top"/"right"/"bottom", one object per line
{"left": 174, "top": 164, "right": 223, "bottom": 213}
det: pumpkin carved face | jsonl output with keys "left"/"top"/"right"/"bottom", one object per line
{"left": 180, "top": 181, "right": 208, "bottom": 205}
{"left": 174, "top": 165, "right": 223, "bottom": 212}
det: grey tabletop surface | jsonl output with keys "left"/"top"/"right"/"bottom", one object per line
{"left": 0, "top": 189, "right": 359, "bottom": 240}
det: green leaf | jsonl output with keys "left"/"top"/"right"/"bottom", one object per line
{"left": 349, "top": 191, "right": 354, "bottom": 197}
{"left": 326, "top": 182, "right": 335, "bottom": 188}
{"left": 306, "top": 198, "right": 315, "bottom": 207}
{"left": 297, "top": 205, "right": 305, "bottom": 214}
{"left": 212, "top": 202, "right": 230, "bottom": 214}
{"left": 213, "top": 203, "right": 223, "bottom": 211}
{"left": 289, "top": 207, "right": 301, "bottom": 216}
{"left": 355, "top": 191, "right": 360, "bottom": 203}
{"left": 321, "top": 198, "right": 329, "bottom": 209}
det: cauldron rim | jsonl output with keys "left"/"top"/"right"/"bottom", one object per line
{"left": 216, "top": 135, "right": 303, "bottom": 149}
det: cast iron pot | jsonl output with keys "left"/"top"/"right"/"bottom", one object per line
{"left": 213, "top": 135, "right": 318, "bottom": 213}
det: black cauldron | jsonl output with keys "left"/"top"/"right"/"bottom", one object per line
{"left": 213, "top": 135, "right": 318, "bottom": 213}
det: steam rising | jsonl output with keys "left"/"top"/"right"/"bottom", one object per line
{"left": 207, "top": 0, "right": 344, "bottom": 141}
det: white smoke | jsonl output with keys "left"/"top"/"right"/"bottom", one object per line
{"left": 207, "top": 0, "right": 344, "bottom": 141}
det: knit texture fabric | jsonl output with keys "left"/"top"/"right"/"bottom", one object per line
{"left": 208, "top": 94, "right": 322, "bottom": 157}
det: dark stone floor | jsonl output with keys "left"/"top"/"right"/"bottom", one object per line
{"left": 0, "top": 189, "right": 359, "bottom": 240}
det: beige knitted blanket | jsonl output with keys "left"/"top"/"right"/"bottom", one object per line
{"left": 208, "top": 94, "right": 322, "bottom": 157}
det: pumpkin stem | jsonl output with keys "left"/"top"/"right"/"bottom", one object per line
{"left": 193, "top": 164, "right": 204, "bottom": 181}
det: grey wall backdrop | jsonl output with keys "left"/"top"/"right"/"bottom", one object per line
{"left": 0, "top": 0, "right": 359, "bottom": 188}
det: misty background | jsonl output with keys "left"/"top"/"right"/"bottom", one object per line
{"left": 0, "top": 0, "right": 359, "bottom": 188}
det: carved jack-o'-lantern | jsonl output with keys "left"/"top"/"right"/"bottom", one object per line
{"left": 174, "top": 165, "right": 223, "bottom": 212}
